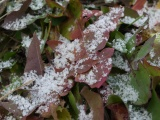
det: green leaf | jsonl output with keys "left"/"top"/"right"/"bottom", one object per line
{"left": 142, "top": 60, "right": 160, "bottom": 77}
{"left": 126, "top": 35, "right": 136, "bottom": 58}
{"left": 134, "top": 35, "right": 156, "bottom": 61}
{"left": 115, "top": 31, "right": 125, "bottom": 40}
{"left": 107, "top": 95, "right": 123, "bottom": 105}
{"left": 3, "top": 52, "right": 16, "bottom": 61}
{"left": 57, "top": 108, "right": 71, "bottom": 120}
{"left": 68, "top": 92, "right": 79, "bottom": 116}
{"left": 67, "top": 0, "right": 82, "bottom": 19}
{"left": 124, "top": 7, "right": 139, "bottom": 18}
{"left": 45, "top": 0, "right": 64, "bottom": 10}
{"left": 147, "top": 90, "right": 160, "bottom": 120}
{"left": 130, "top": 63, "right": 151, "bottom": 105}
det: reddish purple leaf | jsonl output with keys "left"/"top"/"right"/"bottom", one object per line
{"left": 1, "top": 0, "right": 31, "bottom": 29}
{"left": 47, "top": 40, "right": 62, "bottom": 50}
{"left": 81, "top": 86, "right": 104, "bottom": 120}
{"left": 24, "top": 33, "right": 44, "bottom": 75}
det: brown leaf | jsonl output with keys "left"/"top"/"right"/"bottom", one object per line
{"left": 0, "top": 101, "right": 22, "bottom": 118}
{"left": 81, "top": 86, "right": 104, "bottom": 120}
{"left": 107, "top": 103, "right": 129, "bottom": 120}
{"left": 24, "top": 33, "right": 44, "bottom": 75}
{"left": 1, "top": 0, "right": 31, "bottom": 28}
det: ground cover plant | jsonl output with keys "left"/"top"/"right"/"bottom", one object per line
{"left": 0, "top": 0, "right": 160, "bottom": 119}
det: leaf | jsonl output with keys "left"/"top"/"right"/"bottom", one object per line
{"left": 130, "top": 63, "right": 151, "bottom": 105}
{"left": 60, "top": 17, "right": 83, "bottom": 40}
{"left": 142, "top": 60, "right": 160, "bottom": 77}
{"left": 68, "top": 92, "right": 79, "bottom": 117}
{"left": 67, "top": 0, "right": 82, "bottom": 19}
{"left": 124, "top": 7, "right": 139, "bottom": 18}
{"left": 126, "top": 35, "right": 136, "bottom": 58}
{"left": 1, "top": 0, "right": 31, "bottom": 30}
{"left": 45, "top": 0, "right": 64, "bottom": 10}
{"left": 107, "top": 103, "right": 129, "bottom": 120}
{"left": 132, "top": 0, "right": 147, "bottom": 10}
{"left": 24, "top": 33, "right": 44, "bottom": 75}
{"left": 147, "top": 90, "right": 160, "bottom": 120}
{"left": 57, "top": 107, "right": 71, "bottom": 120}
{"left": 107, "top": 95, "right": 123, "bottom": 106}
{"left": 0, "top": 106, "right": 8, "bottom": 119}
{"left": 134, "top": 35, "right": 156, "bottom": 62}
{"left": 0, "top": 101, "right": 22, "bottom": 119}
{"left": 0, "top": 0, "right": 7, "bottom": 15}
{"left": 81, "top": 86, "right": 104, "bottom": 120}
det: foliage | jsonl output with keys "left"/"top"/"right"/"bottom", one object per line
{"left": 0, "top": 0, "right": 160, "bottom": 120}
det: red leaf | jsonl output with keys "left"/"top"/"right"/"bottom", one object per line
{"left": 24, "top": 33, "right": 44, "bottom": 75}
{"left": 132, "top": 0, "right": 147, "bottom": 10}
{"left": 81, "top": 86, "right": 104, "bottom": 120}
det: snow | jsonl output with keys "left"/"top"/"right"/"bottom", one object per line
{"left": 121, "top": 16, "right": 148, "bottom": 27}
{"left": 2, "top": 14, "right": 40, "bottom": 30}
{"left": 77, "top": 105, "right": 93, "bottom": 120}
{"left": 53, "top": 36, "right": 81, "bottom": 69}
{"left": 4, "top": 65, "right": 73, "bottom": 116}
{"left": 108, "top": 74, "right": 139, "bottom": 103}
{"left": 3, "top": 115, "right": 16, "bottom": 120}
{"left": 7, "top": 0, "right": 24, "bottom": 12}
{"left": 136, "top": 2, "right": 160, "bottom": 29}
{"left": 112, "top": 51, "right": 130, "bottom": 72}
{"left": 83, "top": 7, "right": 124, "bottom": 53}
{"left": 129, "top": 105, "right": 152, "bottom": 120}
{"left": 0, "top": 59, "right": 14, "bottom": 72}
{"left": 112, "top": 38, "right": 127, "bottom": 53}
{"left": 29, "top": 0, "right": 46, "bottom": 10}
{"left": 21, "top": 31, "right": 45, "bottom": 52}
{"left": 104, "top": 0, "right": 114, "bottom": 3}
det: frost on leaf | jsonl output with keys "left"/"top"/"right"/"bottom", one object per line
{"left": 83, "top": 7, "right": 124, "bottom": 53}
{"left": 1, "top": 0, "right": 31, "bottom": 30}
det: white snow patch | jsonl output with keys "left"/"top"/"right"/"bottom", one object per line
{"left": 77, "top": 105, "right": 93, "bottom": 120}
{"left": 108, "top": 74, "right": 139, "bottom": 103}
{"left": 129, "top": 105, "right": 152, "bottom": 120}
{"left": 0, "top": 59, "right": 14, "bottom": 72}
